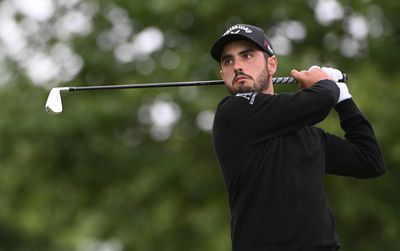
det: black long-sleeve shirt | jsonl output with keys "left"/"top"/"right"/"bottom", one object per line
{"left": 212, "top": 80, "right": 386, "bottom": 251}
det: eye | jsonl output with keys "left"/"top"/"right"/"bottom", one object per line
{"left": 222, "top": 58, "right": 233, "bottom": 66}
{"left": 243, "top": 53, "right": 253, "bottom": 59}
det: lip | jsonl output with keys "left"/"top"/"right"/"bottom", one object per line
{"left": 234, "top": 75, "right": 250, "bottom": 84}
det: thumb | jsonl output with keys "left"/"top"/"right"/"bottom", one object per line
{"left": 290, "top": 69, "right": 306, "bottom": 89}
{"left": 291, "top": 69, "right": 300, "bottom": 79}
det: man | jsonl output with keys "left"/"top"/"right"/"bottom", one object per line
{"left": 211, "top": 24, "right": 386, "bottom": 251}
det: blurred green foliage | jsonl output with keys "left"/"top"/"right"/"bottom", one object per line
{"left": 0, "top": 0, "right": 399, "bottom": 250}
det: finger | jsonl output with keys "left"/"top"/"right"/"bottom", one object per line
{"left": 309, "top": 65, "right": 321, "bottom": 71}
{"left": 290, "top": 69, "right": 300, "bottom": 78}
{"left": 321, "top": 67, "right": 335, "bottom": 81}
{"left": 291, "top": 69, "right": 306, "bottom": 89}
{"left": 321, "top": 67, "right": 342, "bottom": 81}
{"left": 332, "top": 69, "right": 343, "bottom": 80}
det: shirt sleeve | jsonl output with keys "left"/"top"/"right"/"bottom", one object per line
{"left": 324, "top": 99, "right": 386, "bottom": 178}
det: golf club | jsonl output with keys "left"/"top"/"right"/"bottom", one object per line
{"left": 45, "top": 75, "right": 347, "bottom": 114}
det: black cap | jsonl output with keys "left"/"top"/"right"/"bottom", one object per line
{"left": 210, "top": 24, "right": 275, "bottom": 62}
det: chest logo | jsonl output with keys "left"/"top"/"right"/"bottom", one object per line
{"left": 235, "top": 92, "right": 258, "bottom": 105}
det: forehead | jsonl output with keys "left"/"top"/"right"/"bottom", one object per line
{"left": 221, "top": 40, "right": 260, "bottom": 56}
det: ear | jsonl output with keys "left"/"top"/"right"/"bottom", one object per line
{"left": 220, "top": 69, "right": 224, "bottom": 79}
{"left": 267, "top": 55, "right": 278, "bottom": 76}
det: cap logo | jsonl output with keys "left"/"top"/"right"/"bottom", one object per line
{"left": 223, "top": 25, "right": 253, "bottom": 36}
{"left": 264, "top": 40, "right": 273, "bottom": 52}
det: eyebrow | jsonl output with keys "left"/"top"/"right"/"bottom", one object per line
{"left": 220, "top": 48, "right": 257, "bottom": 63}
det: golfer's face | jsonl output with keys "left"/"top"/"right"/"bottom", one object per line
{"left": 219, "top": 40, "right": 269, "bottom": 94}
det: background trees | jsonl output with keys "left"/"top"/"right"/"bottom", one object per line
{"left": 0, "top": 0, "right": 399, "bottom": 250}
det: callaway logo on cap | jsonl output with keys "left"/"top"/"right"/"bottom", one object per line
{"left": 210, "top": 24, "right": 275, "bottom": 62}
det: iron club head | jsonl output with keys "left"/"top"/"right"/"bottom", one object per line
{"left": 45, "top": 87, "right": 70, "bottom": 114}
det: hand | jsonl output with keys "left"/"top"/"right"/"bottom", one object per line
{"left": 291, "top": 65, "right": 333, "bottom": 89}
{"left": 320, "top": 67, "right": 352, "bottom": 103}
{"left": 320, "top": 67, "right": 343, "bottom": 82}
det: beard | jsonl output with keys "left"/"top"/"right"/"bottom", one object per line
{"left": 228, "top": 68, "right": 270, "bottom": 95}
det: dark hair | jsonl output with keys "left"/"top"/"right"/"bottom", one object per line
{"left": 263, "top": 52, "right": 270, "bottom": 61}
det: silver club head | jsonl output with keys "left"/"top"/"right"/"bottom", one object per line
{"left": 45, "top": 87, "right": 70, "bottom": 114}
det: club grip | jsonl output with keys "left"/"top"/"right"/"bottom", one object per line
{"left": 341, "top": 73, "right": 348, "bottom": 83}
{"left": 273, "top": 74, "right": 348, "bottom": 85}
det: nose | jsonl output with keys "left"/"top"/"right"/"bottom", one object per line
{"left": 233, "top": 61, "right": 243, "bottom": 73}
{"left": 234, "top": 66, "right": 243, "bottom": 75}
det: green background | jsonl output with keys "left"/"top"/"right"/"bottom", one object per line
{"left": 0, "top": 0, "right": 399, "bottom": 250}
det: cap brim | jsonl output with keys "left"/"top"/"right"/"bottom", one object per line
{"left": 211, "top": 34, "right": 255, "bottom": 62}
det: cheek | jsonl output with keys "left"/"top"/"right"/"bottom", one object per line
{"left": 254, "top": 59, "right": 268, "bottom": 75}
{"left": 221, "top": 68, "right": 234, "bottom": 79}
{"left": 243, "top": 59, "right": 264, "bottom": 74}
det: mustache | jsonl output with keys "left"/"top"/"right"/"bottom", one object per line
{"left": 233, "top": 71, "right": 253, "bottom": 83}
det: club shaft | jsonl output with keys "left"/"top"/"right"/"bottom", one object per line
{"left": 68, "top": 77, "right": 297, "bottom": 92}
{"left": 66, "top": 74, "right": 347, "bottom": 92}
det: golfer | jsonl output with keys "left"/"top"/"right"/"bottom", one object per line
{"left": 211, "top": 24, "right": 386, "bottom": 251}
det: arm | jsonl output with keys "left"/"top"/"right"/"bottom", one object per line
{"left": 248, "top": 80, "right": 339, "bottom": 142}
{"left": 215, "top": 66, "right": 339, "bottom": 145}
{"left": 215, "top": 79, "right": 339, "bottom": 145}
{"left": 324, "top": 99, "right": 386, "bottom": 178}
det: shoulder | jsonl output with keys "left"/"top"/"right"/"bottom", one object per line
{"left": 214, "top": 92, "right": 264, "bottom": 125}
